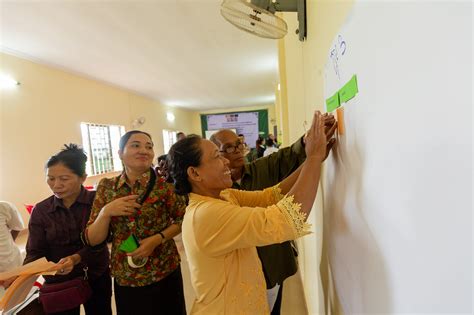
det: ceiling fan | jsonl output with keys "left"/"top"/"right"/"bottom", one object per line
{"left": 221, "top": 0, "right": 307, "bottom": 41}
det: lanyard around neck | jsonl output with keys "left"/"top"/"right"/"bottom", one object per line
{"left": 121, "top": 168, "right": 157, "bottom": 234}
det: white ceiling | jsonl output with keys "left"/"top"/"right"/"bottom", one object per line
{"left": 0, "top": 0, "right": 280, "bottom": 110}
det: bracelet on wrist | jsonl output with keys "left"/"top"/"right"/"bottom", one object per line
{"left": 159, "top": 232, "right": 166, "bottom": 244}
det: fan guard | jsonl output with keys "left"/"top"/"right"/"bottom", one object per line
{"left": 221, "top": 0, "right": 288, "bottom": 39}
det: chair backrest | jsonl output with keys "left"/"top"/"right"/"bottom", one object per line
{"left": 24, "top": 204, "right": 33, "bottom": 215}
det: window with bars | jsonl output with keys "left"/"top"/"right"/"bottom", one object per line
{"left": 162, "top": 129, "right": 178, "bottom": 154}
{"left": 80, "top": 123, "right": 125, "bottom": 176}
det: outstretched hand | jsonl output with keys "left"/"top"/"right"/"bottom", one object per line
{"left": 304, "top": 111, "right": 327, "bottom": 162}
{"left": 324, "top": 113, "right": 337, "bottom": 139}
{"left": 323, "top": 113, "right": 338, "bottom": 160}
{"left": 304, "top": 113, "right": 337, "bottom": 161}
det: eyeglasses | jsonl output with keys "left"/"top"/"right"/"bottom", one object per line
{"left": 220, "top": 142, "right": 244, "bottom": 154}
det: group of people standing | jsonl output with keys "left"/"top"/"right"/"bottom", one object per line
{"left": 245, "top": 133, "right": 281, "bottom": 162}
{"left": 2, "top": 111, "right": 336, "bottom": 315}
{"left": 6, "top": 131, "right": 187, "bottom": 314}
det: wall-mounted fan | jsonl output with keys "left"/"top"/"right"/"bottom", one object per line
{"left": 221, "top": 0, "right": 306, "bottom": 41}
{"left": 132, "top": 116, "right": 146, "bottom": 128}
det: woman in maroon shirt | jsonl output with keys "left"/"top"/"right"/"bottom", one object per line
{"left": 25, "top": 144, "right": 111, "bottom": 315}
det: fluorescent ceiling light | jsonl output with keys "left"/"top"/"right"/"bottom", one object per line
{"left": 166, "top": 112, "right": 175, "bottom": 122}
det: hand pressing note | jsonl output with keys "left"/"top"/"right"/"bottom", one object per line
{"left": 304, "top": 111, "right": 328, "bottom": 162}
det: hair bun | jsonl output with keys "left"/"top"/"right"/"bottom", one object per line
{"left": 64, "top": 143, "right": 80, "bottom": 151}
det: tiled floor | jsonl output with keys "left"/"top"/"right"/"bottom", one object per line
{"left": 14, "top": 231, "right": 308, "bottom": 314}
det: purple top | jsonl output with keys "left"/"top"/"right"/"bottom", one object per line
{"left": 25, "top": 187, "right": 109, "bottom": 283}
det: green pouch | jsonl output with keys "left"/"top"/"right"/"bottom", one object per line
{"left": 119, "top": 234, "right": 139, "bottom": 253}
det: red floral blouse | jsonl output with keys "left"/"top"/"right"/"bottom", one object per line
{"left": 87, "top": 169, "right": 185, "bottom": 287}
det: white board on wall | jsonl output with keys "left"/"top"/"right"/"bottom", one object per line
{"left": 323, "top": 2, "right": 472, "bottom": 314}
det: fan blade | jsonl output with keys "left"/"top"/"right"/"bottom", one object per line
{"left": 221, "top": 0, "right": 288, "bottom": 39}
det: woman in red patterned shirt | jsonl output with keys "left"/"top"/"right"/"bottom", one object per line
{"left": 85, "top": 131, "right": 186, "bottom": 314}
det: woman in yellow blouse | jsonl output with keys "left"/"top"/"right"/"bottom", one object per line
{"left": 85, "top": 130, "right": 186, "bottom": 314}
{"left": 168, "top": 111, "right": 328, "bottom": 314}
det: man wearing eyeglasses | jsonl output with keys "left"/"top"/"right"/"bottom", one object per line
{"left": 209, "top": 113, "right": 337, "bottom": 314}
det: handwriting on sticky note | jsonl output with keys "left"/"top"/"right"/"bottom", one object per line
{"left": 326, "top": 91, "right": 341, "bottom": 112}
{"left": 339, "top": 75, "right": 358, "bottom": 103}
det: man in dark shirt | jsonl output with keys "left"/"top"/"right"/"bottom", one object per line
{"left": 210, "top": 114, "right": 336, "bottom": 314}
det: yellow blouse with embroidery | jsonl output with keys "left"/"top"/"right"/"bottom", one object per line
{"left": 183, "top": 185, "right": 311, "bottom": 315}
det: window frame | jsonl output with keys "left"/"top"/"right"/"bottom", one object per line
{"left": 80, "top": 122, "right": 125, "bottom": 176}
{"left": 162, "top": 129, "right": 178, "bottom": 154}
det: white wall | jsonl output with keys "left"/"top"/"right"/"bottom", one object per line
{"left": 0, "top": 53, "right": 198, "bottom": 224}
{"left": 323, "top": 2, "right": 472, "bottom": 313}
{"left": 280, "top": 1, "right": 472, "bottom": 314}
{"left": 280, "top": 1, "right": 354, "bottom": 313}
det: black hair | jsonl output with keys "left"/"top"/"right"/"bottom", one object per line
{"left": 265, "top": 138, "right": 274, "bottom": 147}
{"left": 46, "top": 144, "right": 87, "bottom": 177}
{"left": 168, "top": 134, "right": 202, "bottom": 195}
{"left": 238, "top": 134, "right": 244, "bottom": 137}
{"left": 119, "top": 130, "right": 152, "bottom": 151}
{"left": 157, "top": 154, "right": 168, "bottom": 163}
{"left": 156, "top": 154, "right": 173, "bottom": 183}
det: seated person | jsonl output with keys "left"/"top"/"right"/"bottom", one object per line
{"left": 268, "top": 133, "right": 280, "bottom": 148}
{"left": 263, "top": 138, "right": 279, "bottom": 157}
{"left": 256, "top": 136, "right": 266, "bottom": 159}
{"left": 237, "top": 134, "right": 251, "bottom": 158}
{"left": 0, "top": 201, "right": 24, "bottom": 272}
{"left": 0, "top": 201, "right": 24, "bottom": 297}
{"left": 177, "top": 132, "right": 186, "bottom": 141}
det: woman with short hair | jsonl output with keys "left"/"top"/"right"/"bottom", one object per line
{"left": 25, "top": 144, "right": 112, "bottom": 315}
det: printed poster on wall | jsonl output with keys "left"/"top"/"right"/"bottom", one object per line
{"left": 206, "top": 112, "right": 259, "bottom": 148}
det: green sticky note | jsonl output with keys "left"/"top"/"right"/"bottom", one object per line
{"left": 326, "top": 92, "right": 340, "bottom": 112}
{"left": 339, "top": 75, "right": 359, "bottom": 103}
{"left": 119, "top": 235, "right": 139, "bottom": 253}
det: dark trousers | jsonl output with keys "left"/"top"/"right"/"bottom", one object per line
{"left": 271, "top": 283, "right": 284, "bottom": 315}
{"left": 114, "top": 267, "right": 186, "bottom": 315}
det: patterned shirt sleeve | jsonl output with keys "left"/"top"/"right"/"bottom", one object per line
{"left": 87, "top": 177, "right": 110, "bottom": 226}
{"left": 165, "top": 183, "right": 185, "bottom": 226}
{"left": 275, "top": 194, "right": 311, "bottom": 239}
{"left": 255, "top": 185, "right": 312, "bottom": 238}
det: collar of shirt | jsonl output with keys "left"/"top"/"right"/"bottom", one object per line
{"left": 232, "top": 164, "right": 252, "bottom": 189}
{"left": 116, "top": 169, "right": 151, "bottom": 190}
{"left": 49, "top": 186, "right": 91, "bottom": 213}
{"left": 189, "top": 191, "right": 229, "bottom": 204}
